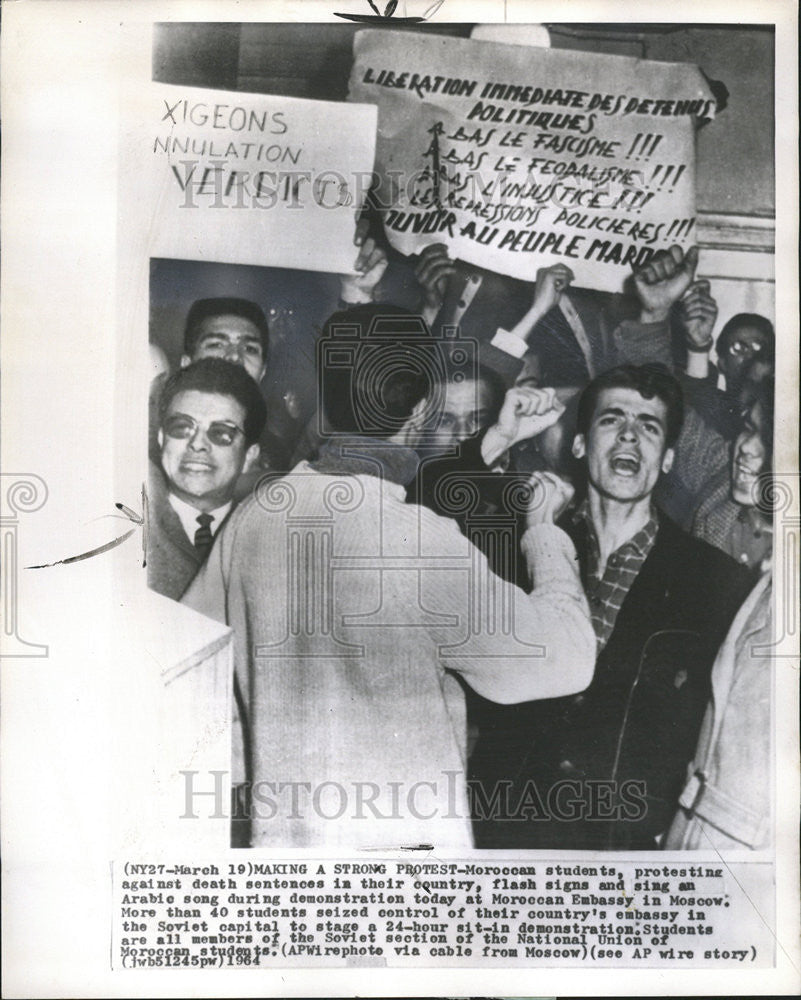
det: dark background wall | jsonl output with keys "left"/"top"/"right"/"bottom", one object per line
{"left": 153, "top": 21, "right": 775, "bottom": 217}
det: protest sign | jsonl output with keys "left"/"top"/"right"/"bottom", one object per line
{"left": 2, "top": 10, "right": 798, "bottom": 1000}
{"left": 141, "top": 83, "right": 377, "bottom": 273}
{"left": 349, "top": 30, "right": 716, "bottom": 288}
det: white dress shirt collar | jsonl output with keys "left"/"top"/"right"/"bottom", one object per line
{"left": 168, "top": 492, "right": 231, "bottom": 543}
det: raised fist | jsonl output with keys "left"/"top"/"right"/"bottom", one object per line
{"left": 679, "top": 279, "right": 718, "bottom": 351}
{"left": 525, "top": 470, "right": 575, "bottom": 527}
{"left": 634, "top": 244, "right": 699, "bottom": 323}
{"left": 496, "top": 386, "right": 564, "bottom": 446}
{"left": 481, "top": 387, "right": 565, "bottom": 466}
{"left": 533, "top": 263, "right": 575, "bottom": 315}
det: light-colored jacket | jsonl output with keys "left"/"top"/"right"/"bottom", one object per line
{"left": 184, "top": 460, "right": 594, "bottom": 849}
{"left": 665, "top": 571, "right": 772, "bottom": 850}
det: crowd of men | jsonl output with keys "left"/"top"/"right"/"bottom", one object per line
{"left": 148, "top": 217, "right": 776, "bottom": 852}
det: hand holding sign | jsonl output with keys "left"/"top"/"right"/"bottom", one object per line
{"left": 414, "top": 243, "right": 458, "bottom": 325}
{"left": 635, "top": 244, "right": 699, "bottom": 323}
{"left": 339, "top": 217, "right": 389, "bottom": 304}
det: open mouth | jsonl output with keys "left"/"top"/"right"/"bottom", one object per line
{"left": 610, "top": 453, "right": 641, "bottom": 476}
{"left": 733, "top": 465, "right": 759, "bottom": 490}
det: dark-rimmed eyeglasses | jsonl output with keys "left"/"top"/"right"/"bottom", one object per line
{"left": 728, "top": 340, "right": 764, "bottom": 357}
{"left": 163, "top": 415, "right": 244, "bottom": 447}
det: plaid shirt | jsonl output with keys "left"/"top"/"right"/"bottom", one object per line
{"left": 574, "top": 501, "right": 660, "bottom": 652}
{"left": 693, "top": 476, "right": 773, "bottom": 571}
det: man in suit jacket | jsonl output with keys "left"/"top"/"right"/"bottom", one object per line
{"left": 147, "top": 358, "right": 266, "bottom": 601}
{"left": 470, "top": 363, "right": 752, "bottom": 850}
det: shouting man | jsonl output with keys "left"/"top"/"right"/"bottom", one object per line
{"left": 472, "top": 363, "right": 752, "bottom": 850}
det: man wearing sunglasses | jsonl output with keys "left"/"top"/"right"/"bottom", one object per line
{"left": 148, "top": 358, "right": 266, "bottom": 601}
{"left": 148, "top": 297, "right": 290, "bottom": 483}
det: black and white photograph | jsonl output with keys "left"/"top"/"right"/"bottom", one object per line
{"left": 146, "top": 18, "right": 777, "bottom": 852}
{"left": 2, "top": 2, "right": 799, "bottom": 996}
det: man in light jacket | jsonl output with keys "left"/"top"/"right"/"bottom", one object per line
{"left": 665, "top": 570, "right": 772, "bottom": 851}
{"left": 183, "top": 304, "right": 595, "bottom": 849}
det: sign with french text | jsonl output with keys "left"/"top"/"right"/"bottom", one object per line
{"left": 349, "top": 30, "right": 716, "bottom": 288}
{"left": 143, "top": 83, "right": 377, "bottom": 273}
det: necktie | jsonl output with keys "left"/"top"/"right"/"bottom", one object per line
{"left": 194, "top": 512, "right": 214, "bottom": 558}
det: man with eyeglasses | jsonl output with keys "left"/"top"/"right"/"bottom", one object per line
{"left": 148, "top": 358, "right": 266, "bottom": 601}
{"left": 148, "top": 297, "right": 289, "bottom": 482}
{"left": 715, "top": 313, "right": 775, "bottom": 395}
{"left": 677, "top": 296, "right": 775, "bottom": 442}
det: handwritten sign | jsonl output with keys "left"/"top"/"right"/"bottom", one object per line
{"left": 349, "top": 31, "right": 716, "bottom": 288}
{"left": 143, "top": 83, "right": 377, "bottom": 272}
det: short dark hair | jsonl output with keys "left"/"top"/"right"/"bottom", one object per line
{"left": 715, "top": 313, "right": 775, "bottom": 361}
{"left": 159, "top": 358, "right": 267, "bottom": 446}
{"left": 318, "top": 304, "right": 441, "bottom": 437}
{"left": 183, "top": 297, "right": 270, "bottom": 357}
{"left": 576, "top": 364, "right": 684, "bottom": 447}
